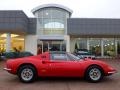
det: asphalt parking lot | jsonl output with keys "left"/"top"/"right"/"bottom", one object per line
{"left": 0, "top": 59, "right": 120, "bottom": 90}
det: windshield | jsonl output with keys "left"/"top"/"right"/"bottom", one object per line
{"left": 67, "top": 53, "right": 81, "bottom": 60}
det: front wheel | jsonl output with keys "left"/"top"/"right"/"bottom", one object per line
{"left": 18, "top": 65, "right": 37, "bottom": 83}
{"left": 85, "top": 66, "right": 104, "bottom": 82}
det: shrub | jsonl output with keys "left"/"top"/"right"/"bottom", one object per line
{"left": 18, "top": 52, "right": 33, "bottom": 58}
{"left": 2, "top": 51, "right": 33, "bottom": 59}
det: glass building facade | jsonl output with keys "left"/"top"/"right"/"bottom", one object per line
{"left": 32, "top": 4, "right": 72, "bottom": 54}
{"left": 36, "top": 8, "right": 69, "bottom": 35}
{"left": 70, "top": 38, "right": 120, "bottom": 57}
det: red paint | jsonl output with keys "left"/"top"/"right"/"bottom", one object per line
{"left": 4, "top": 52, "right": 117, "bottom": 78}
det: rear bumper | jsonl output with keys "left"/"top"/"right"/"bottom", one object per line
{"left": 3, "top": 68, "right": 16, "bottom": 75}
{"left": 108, "top": 71, "right": 117, "bottom": 74}
{"left": 107, "top": 70, "right": 117, "bottom": 75}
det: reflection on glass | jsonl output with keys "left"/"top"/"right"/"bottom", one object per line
{"left": 117, "top": 39, "right": 120, "bottom": 54}
{"left": 0, "top": 33, "right": 24, "bottom": 52}
{"left": 103, "top": 39, "right": 115, "bottom": 56}
{"left": 77, "top": 38, "right": 87, "bottom": 49}
{"left": 37, "top": 7, "right": 69, "bottom": 35}
{"left": 37, "top": 40, "right": 66, "bottom": 54}
{"left": 89, "top": 39, "right": 101, "bottom": 56}
{"left": 45, "top": 22, "right": 64, "bottom": 29}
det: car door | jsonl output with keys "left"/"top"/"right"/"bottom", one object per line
{"left": 45, "top": 53, "right": 83, "bottom": 77}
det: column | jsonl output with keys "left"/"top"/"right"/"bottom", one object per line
{"left": 115, "top": 39, "right": 118, "bottom": 56}
{"left": 42, "top": 41, "right": 43, "bottom": 53}
{"left": 6, "top": 33, "right": 11, "bottom": 52}
{"left": 64, "top": 35, "right": 70, "bottom": 52}
{"left": 60, "top": 42, "right": 62, "bottom": 51}
{"left": 70, "top": 38, "right": 76, "bottom": 53}
{"left": 48, "top": 42, "right": 49, "bottom": 52}
{"left": 101, "top": 39, "right": 104, "bottom": 57}
{"left": 25, "top": 35, "right": 37, "bottom": 55}
{"left": 87, "top": 39, "right": 89, "bottom": 50}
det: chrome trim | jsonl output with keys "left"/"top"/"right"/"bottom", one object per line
{"left": 108, "top": 71, "right": 117, "bottom": 74}
{"left": 3, "top": 68, "right": 11, "bottom": 71}
{"left": 32, "top": 4, "right": 73, "bottom": 14}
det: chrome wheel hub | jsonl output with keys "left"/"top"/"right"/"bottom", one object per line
{"left": 21, "top": 68, "right": 33, "bottom": 81}
{"left": 89, "top": 68, "right": 101, "bottom": 81}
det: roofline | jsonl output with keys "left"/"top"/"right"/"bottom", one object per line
{"left": 31, "top": 4, "right": 73, "bottom": 15}
{"left": 68, "top": 17, "right": 120, "bottom": 20}
{"left": 0, "top": 10, "right": 29, "bottom": 18}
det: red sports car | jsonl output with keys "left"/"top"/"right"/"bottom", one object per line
{"left": 4, "top": 51, "right": 117, "bottom": 83}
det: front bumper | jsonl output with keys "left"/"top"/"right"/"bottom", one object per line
{"left": 3, "top": 68, "right": 12, "bottom": 71}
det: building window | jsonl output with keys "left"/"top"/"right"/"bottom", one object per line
{"left": 0, "top": 33, "right": 25, "bottom": 52}
{"left": 103, "top": 38, "right": 115, "bottom": 56}
{"left": 43, "top": 21, "right": 64, "bottom": 35}
{"left": 77, "top": 38, "right": 87, "bottom": 49}
{"left": 89, "top": 38, "right": 101, "bottom": 56}
{"left": 117, "top": 39, "right": 120, "bottom": 55}
{"left": 45, "top": 22, "right": 64, "bottom": 29}
{"left": 37, "top": 8, "right": 69, "bottom": 35}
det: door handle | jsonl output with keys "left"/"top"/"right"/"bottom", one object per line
{"left": 42, "top": 61, "right": 49, "bottom": 64}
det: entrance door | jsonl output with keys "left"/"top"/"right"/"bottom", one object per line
{"left": 49, "top": 41, "right": 66, "bottom": 51}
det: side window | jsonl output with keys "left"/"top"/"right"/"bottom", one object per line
{"left": 66, "top": 54, "right": 74, "bottom": 60}
{"left": 51, "top": 53, "right": 68, "bottom": 61}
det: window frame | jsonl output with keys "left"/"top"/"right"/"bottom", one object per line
{"left": 50, "top": 52, "right": 80, "bottom": 61}
{"left": 50, "top": 53, "right": 69, "bottom": 61}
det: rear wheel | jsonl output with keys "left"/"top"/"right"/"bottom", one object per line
{"left": 18, "top": 65, "right": 37, "bottom": 83}
{"left": 85, "top": 66, "right": 103, "bottom": 82}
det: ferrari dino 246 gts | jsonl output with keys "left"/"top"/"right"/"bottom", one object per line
{"left": 4, "top": 51, "right": 117, "bottom": 83}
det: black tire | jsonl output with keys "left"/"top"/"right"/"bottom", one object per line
{"left": 85, "top": 65, "right": 103, "bottom": 83}
{"left": 18, "top": 65, "right": 37, "bottom": 83}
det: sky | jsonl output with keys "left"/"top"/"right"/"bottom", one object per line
{"left": 0, "top": 0, "right": 120, "bottom": 18}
